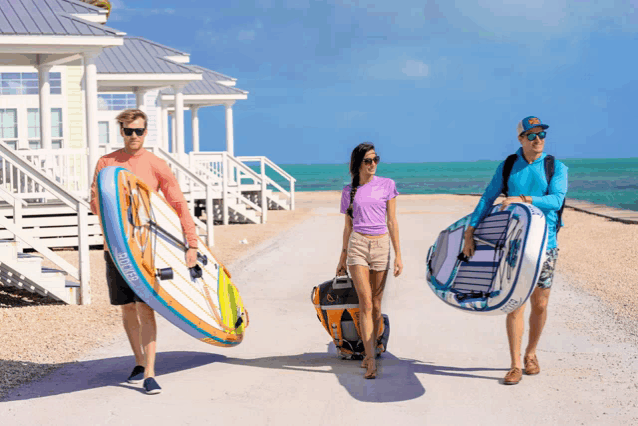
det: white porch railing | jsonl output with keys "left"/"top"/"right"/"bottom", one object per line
{"left": 9, "top": 148, "right": 89, "bottom": 199}
{"left": 236, "top": 155, "right": 296, "bottom": 210}
{"left": 190, "top": 151, "right": 295, "bottom": 222}
{"left": 188, "top": 151, "right": 264, "bottom": 224}
{"left": 121, "top": 146, "right": 216, "bottom": 247}
{"left": 2, "top": 145, "right": 293, "bottom": 227}
{"left": 0, "top": 142, "right": 91, "bottom": 304}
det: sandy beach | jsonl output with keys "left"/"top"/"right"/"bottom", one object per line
{"left": 1, "top": 192, "right": 637, "bottom": 421}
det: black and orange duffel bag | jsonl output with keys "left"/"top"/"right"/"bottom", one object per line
{"left": 311, "top": 274, "right": 390, "bottom": 360}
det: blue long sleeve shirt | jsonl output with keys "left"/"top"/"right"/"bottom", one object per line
{"left": 470, "top": 148, "right": 568, "bottom": 249}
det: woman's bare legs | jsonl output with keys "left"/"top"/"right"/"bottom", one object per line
{"left": 369, "top": 269, "right": 388, "bottom": 350}
{"left": 350, "top": 265, "right": 388, "bottom": 378}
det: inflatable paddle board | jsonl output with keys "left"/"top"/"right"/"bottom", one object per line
{"left": 426, "top": 203, "right": 548, "bottom": 315}
{"left": 312, "top": 275, "right": 390, "bottom": 359}
{"left": 97, "top": 166, "right": 248, "bottom": 347}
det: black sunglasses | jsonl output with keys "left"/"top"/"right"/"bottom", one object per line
{"left": 122, "top": 127, "right": 146, "bottom": 137}
{"left": 362, "top": 155, "right": 380, "bottom": 165}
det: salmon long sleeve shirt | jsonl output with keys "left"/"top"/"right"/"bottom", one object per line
{"left": 89, "top": 148, "right": 198, "bottom": 250}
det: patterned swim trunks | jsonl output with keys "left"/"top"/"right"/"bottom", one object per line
{"left": 537, "top": 248, "right": 559, "bottom": 289}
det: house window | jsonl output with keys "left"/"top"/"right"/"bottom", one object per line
{"left": 0, "top": 72, "right": 62, "bottom": 95}
{"left": 26, "top": 108, "right": 64, "bottom": 149}
{"left": 99, "top": 121, "right": 110, "bottom": 145}
{"left": 0, "top": 109, "right": 18, "bottom": 147}
{"left": 51, "top": 108, "right": 63, "bottom": 148}
{"left": 97, "top": 93, "right": 136, "bottom": 111}
{"left": 50, "top": 73, "right": 62, "bottom": 95}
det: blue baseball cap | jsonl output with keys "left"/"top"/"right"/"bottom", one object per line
{"left": 517, "top": 116, "right": 549, "bottom": 136}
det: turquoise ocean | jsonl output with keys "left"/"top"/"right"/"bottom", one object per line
{"left": 265, "top": 158, "right": 638, "bottom": 212}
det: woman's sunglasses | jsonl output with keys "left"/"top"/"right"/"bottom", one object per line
{"left": 122, "top": 127, "right": 146, "bottom": 137}
{"left": 362, "top": 155, "right": 380, "bottom": 165}
{"left": 525, "top": 131, "right": 546, "bottom": 141}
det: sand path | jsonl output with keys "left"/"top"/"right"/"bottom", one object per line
{"left": 1, "top": 194, "right": 637, "bottom": 425}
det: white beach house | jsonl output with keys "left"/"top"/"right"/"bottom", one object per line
{"left": 0, "top": 0, "right": 295, "bottom": 305}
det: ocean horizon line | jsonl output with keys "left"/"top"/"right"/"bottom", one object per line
{"left": 275, "top": 156, "right": 638, "bottom": 167}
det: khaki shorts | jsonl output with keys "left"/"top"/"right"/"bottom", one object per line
{"left": 347, "top": 232, "right": 391, "bottom": 271}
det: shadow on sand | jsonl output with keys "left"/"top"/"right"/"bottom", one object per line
{"left": 220, "top": 344, "right": 506, "bottom": 403}
{"left": 2, "top": 345, "right": 507, "bottom": 403}
{"left": 0, "top": 351, "right": 224, "bottom": 402}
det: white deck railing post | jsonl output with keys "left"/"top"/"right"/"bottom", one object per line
{"left": 222, "top": 151, "right": 229, "bottom": 225}
{"left": 13, "top": 196, "right": 23, "bottom": 252}
{"left": 77, "top": 202, "right": 91, "bottom": 305}
{"left": 260, "top": 157, "right": 267, "bottom": 224}
{"left": 290, "top": 179, "right": 295, "bottom": 210}
{"left": 205, "top": 183, "right": 214, "bottom": 247}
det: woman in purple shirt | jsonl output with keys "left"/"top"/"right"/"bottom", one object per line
{"left": 336, "top": 143, "right": 403, "bottom": 379}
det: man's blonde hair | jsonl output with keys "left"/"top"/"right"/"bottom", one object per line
{"left": 115, "top": 109, "right": 148, "bottom": 128}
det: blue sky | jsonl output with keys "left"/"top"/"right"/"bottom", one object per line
{"left": 108, "top": 0, "right": 638, "bottom": 164}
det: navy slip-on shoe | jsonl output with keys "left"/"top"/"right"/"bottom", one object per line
{"left": 126, "top": 365, "right": 145, "bottom": 384}
{"left": 143, "top": 377, "right": 162, "bottom": 395}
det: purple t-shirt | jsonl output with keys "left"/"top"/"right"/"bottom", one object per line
{"left": 340, "top": 176, "right": 399, "bottom": 235}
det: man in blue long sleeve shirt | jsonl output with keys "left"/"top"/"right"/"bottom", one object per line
{"left": 462, "top": 116, "right": 568, "bottom": 385}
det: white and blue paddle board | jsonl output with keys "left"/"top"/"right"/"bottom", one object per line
{"left": 426, "top": 203, "right": 548, "bottom": 315}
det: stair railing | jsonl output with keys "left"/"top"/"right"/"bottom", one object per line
{"left": 146, "top": 147, "right": 215, "bottom": 247}
{"left": 0, "top": 142, "right": 91, "bottom": 304}
{"left": 236, "top": 155, "right": 296, "bottom": 210}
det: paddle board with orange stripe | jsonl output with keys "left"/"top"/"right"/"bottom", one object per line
{"left": 97, "top": 166, "right": 248, "bottom": 347}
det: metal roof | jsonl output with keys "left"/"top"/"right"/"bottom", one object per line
{"left": 54, "top": 0, "right": 107, "bottom": 15}
{"left": 96, "top": 37, "right": 198, "bottom": 74}
{"left": 0, "top": 0, "right": 123, "bottom": 36}
{"left": 189, "top": 65, "right": 235, "bottom": 83}
{"left": 125, "top": 36, "right": 188, "bottom": 58}
{"left": 161, "top": 66, "right": 247, "bottom": 96}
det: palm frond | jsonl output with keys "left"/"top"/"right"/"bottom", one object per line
{"left": 79, "top": 0, "right": 112, "bottom": 19}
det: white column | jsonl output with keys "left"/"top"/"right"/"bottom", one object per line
{"left": 84, "top": 51, "right": 100, "bottom": 190}
{"left": 160, "top": 103, "right": 168, "bottom": 151}
{"left": 170, "top": 112, "right": 176, "bottom": 153}
{"left": 224, "top": 102, "right": 235, "bottom": 156}
{"left": 191, "top": 106, "right": 200, "bottom": 152}
{"left": 173, "top": 85, "right": 185, "bottom": 156}
{"left": 135, "top": 88, "right": 147, "bottom": 112}
{"left": 37, "top": 63, "right": 52, "bottom": 151}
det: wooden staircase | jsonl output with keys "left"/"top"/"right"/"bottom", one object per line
{"left": 0, "top": 201, "right": 103, "bottom": 248}
{"left": 0, "top": 239, "right": 80, "bottom": 304}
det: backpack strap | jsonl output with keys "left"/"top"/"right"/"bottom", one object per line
{"left": 501, "top": 154, "right": 518, "bottom": 196}
{"left": 544, "top": 154, "right": 555, "bottom": 183}
{"left": 544, "top": 155, "right": 566, "bottom": 234}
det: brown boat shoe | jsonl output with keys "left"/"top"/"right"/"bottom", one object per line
{"left": 524, "top": 354, "right": 540, "bottom": 375}
{"left": 504, "top": 367, "right": 522, "bottom": 385}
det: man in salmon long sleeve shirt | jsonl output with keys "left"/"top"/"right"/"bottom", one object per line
{"left": 90, "top": 109, "right": 198, "bottom": 395}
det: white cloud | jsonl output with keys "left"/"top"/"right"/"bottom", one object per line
{"left": 402, "top": 59, "right": 429, "bottom": 77}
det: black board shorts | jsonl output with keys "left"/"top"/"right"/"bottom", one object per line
{"left": 104, "top": 252, "right": 144, "bottom": 306}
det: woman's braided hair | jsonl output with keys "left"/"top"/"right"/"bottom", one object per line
{"left": 346, "top": 142, "right": 375, "bottom": 219}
